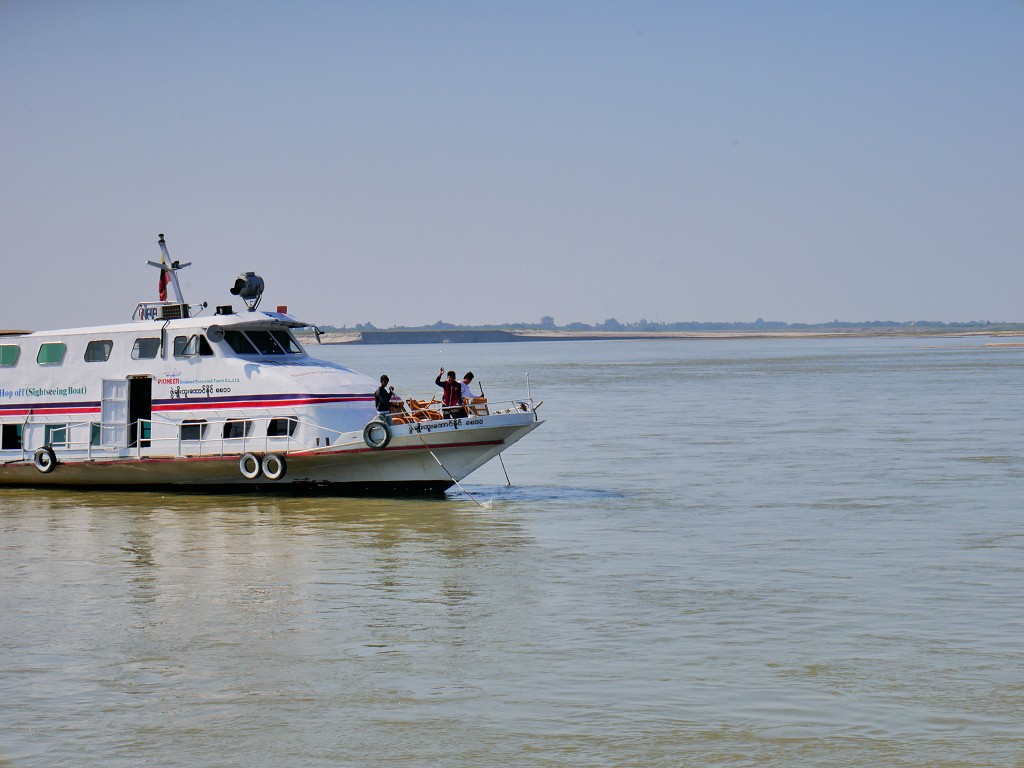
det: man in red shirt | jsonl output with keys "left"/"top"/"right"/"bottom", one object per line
{"left": 435, "top": 367, "right": 466, "bottom": 419}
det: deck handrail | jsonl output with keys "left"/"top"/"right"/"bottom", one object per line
{"left": 0, "top": 396, "right": 538, "bottom": 462}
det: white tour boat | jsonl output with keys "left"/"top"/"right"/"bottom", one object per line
{"left": 0, "top": 236, "right": 543, "bottom": 495}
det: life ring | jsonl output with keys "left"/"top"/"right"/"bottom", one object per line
{"left": 239, "top": 452, "right": 262, "bottom": 479}
{"left": 33, "top": 446, "right": 57, "bottom": 474}
{"left": 261, "top": 453, "right": 287, "bottom": 481}
{"left": 363, "top": 419, "right": 391, "bottom": 450}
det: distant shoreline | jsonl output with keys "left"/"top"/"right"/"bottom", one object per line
{"left": 304, "top": 328, "right": 1024, "bottom": 345}
{"left": 4, "top": 327, "right": 1021, "bottom": 346}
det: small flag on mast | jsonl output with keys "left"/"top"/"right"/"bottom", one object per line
{"left": 158, "top": 257, "right": 169, "bottom": 301}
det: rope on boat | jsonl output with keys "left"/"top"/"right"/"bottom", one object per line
{"left": 498, "top": 453, "right": 512, "bottom": 486}
{"left": 415, "top": 433, "right": 487, "bottom": 508}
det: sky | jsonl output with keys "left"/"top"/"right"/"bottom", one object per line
{"left": 2, "top": 1, "right": 1022, "bottom": 330}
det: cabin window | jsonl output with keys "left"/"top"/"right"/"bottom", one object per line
{"left": 268, "top": 417, "right": 298, "bottom": 437}
{"left": 0, "top": 345, "right": 19, "bottom": 367}
{"left": 222, "top": 419, "right": 253, "bottom": 439}
{"left": 36, "top": 342, "right": 67, "bottom": 366}
{"left": 132, "top": 338, "right": 161, "bottom": 360}
{"left": 172, "top": 334, "right": 213, "bottom": 357}
{"left": 44, "top": 424, "right": 68, "bottom": 447}
{"left": 180, "top": 419, "right": 208, "bottom": 441}
{"left": 270, "top": 330, "right": 302, "bottom": 354}
{"left": 221, "top": 329, "right": 298, "bottom": 356}
{"left": 84, "top": 339, "right": 113, "bottom": 362}
{"left": 224, "top": 330, "right": 258, "bottom": 355}
{"left": 91, "top": 423, "right": 102, "bottom": 446}
{"left": 246, "top": 330, "right": 285, "bottom": 355}
{"left": 1, "top": 424, "right": 22, "bottom": 449}
{"left": 173, "top": 335, "right": 197, "bottom": 356}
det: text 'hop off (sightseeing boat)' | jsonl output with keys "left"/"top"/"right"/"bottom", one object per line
{"left": 0, "top": 236, "right": 543, "bottom": 495}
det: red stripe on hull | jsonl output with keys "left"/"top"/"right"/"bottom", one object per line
{"left": 153, "top": 397, "right": 371, "bottom": 412}
{"left": 0, "top": 407, "right": 101, "bottom": 417}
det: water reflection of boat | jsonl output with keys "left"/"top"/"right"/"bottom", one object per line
{"left": 0, "top": 236, "right": 542, "bottom": 496}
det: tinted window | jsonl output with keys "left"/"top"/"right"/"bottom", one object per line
{"left": 0, "top": 345, "right": 19, "bottom": 367}
{"left": 1, "top": 424, "right": 22, "bottom": 449}
{"left": 268, "top": 417, "right": 298, "bottom": 437}
{"left": 45, "top": 424, "right": 68, "bottom": 446}
{"left": 84, "top": 340, "right": 113, "bottom": 362}
{"left": 180, "top": 419, "right": 208, "bottom": 440}
{"left": 224, "top": 330, "right": 258, "bottom": 355}
{"left": 246, "top": 331, "right": 284, "bottom": 355}
{"left": 270, "top": 330, "right": 302, "bottom": 354}
{"left": 223, "top": 419, "right": 252, "bottom": 439}
{"left": 132, "top": 338, "right": 160, "bottom": 360}
{"left": 37, "top": 343, "right": 66, "bottom": 365}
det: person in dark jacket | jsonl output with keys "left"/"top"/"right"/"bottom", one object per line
{"left": 435, "top": 367, "right": 466, "bottom": 419}
{"left": 375, "top": 374, "right": 395, "bottom": 422}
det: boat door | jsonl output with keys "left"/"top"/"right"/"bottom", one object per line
{"left": 100, "top": 379, "right": 128, "bottom": 447}
{"left": 127, "top": 375, "right": 153, "bottom": 448}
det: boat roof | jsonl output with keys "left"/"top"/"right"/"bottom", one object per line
{"left": 8, "top": 308, "right": 309, "bottom": 340}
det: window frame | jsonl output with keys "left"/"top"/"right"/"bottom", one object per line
{"left": 222, "top": 419, "right": 253, "bottom": 439}
{"left": 132, "top": 337, "right": 161, "bottom": 360}
{"left": 36, "top": 342, "right": 67, "bottom": 366}
{"left": 0, "top": 344, "right": 20, "bottom": 367}
{"left": 180, "top": 419, "right": 209, "bottom": 441}
{"left": 270, "top": 330, "right": 303, "bottom": 354}
{"left": 84, "top": 339, "right": 113, "bottom": 363}
{"left": 44, "top": 423, "right": 68, "bottom": 447}
{"left": 1, "top": 423, "right": 23, "bottom": 450}
{"left": 267, "top": 417, "right": 298, "bottom": 437}
{"left": 173, "top": 335, "right": 198, "bottom": 357}
{"left": 223, "top": 330, "right": 258, "bottom": 355}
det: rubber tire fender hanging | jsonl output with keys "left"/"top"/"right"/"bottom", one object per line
{"left": 33, "top": 446, "right": 57, "bottom": 473}
{"left": 363, "top": 420, "right": 392, "bottom": 450}
{"left": 239, "top": 452, "right": 262, "bottom": 479}
{"left": 261, "top": 453, "right": 287, "bottom": 481}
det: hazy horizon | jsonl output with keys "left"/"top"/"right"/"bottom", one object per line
{"left": 3, "top": 2, "right": 1022, "bottom": 330}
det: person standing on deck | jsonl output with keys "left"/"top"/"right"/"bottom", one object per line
{"left": 375, "top": 375, "right": 395, "bottom": 423}
{"left": 435, "top": 367, "right": 465, "bottom": 419}
{"left": 460, "top": 371, "right": 479, "bottom": 402}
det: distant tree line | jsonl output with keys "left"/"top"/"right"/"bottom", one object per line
{"left": 319, "top": 317, "right": 1014, "bottom": 333}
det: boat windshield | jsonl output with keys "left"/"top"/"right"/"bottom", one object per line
{"left": 270, "top": 330, "right": 302, "bottom": 354}
{"left": 223, "top": 329, "right": 303, "bottom": 356}
{"left": 224, "top": 330, "right": 258, "bottom": 354}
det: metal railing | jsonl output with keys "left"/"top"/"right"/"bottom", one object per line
{"left": 0, "top": 396, "right": 539, "bottom": 464}
{"left": 386, "top": 395, "right": 539, "bottom": 424}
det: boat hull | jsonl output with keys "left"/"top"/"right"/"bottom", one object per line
{"left": 0, "top": 414, "right": 542, "bottom": 497}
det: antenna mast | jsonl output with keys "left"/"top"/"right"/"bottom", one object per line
{"left": 147, "top": 234, "right": 192, "bottom": 305}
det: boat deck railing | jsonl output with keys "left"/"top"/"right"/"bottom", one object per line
{"left": 387, "top": 395, "right": 540, "bottom": 424}
{"left": 0, "top": 398, "right": 539, "bottom": 463}
{"left": 0, "top": 414, "right": 360, "bottom": 463}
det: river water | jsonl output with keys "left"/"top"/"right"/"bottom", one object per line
{"left": 2, "top": 337, "right": 1023, "bottom": 767}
